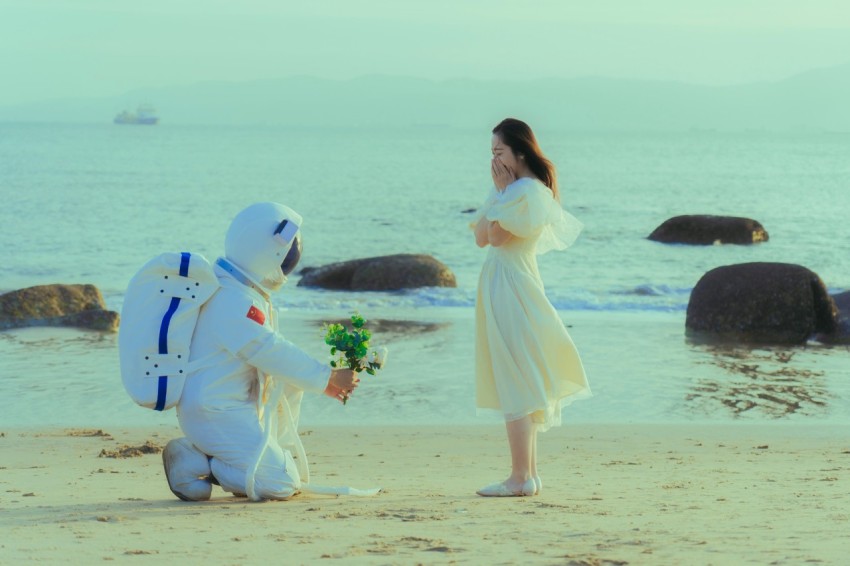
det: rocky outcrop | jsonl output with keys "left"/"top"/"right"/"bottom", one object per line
{"left": 297, "top": 254, "right": 457, "bottom": 291}
{"left": 686, "top": 263, "right": 837, "bottom": 344}
{"left": 0, "top": 284, "right": 120, "bottom": 331}
{"left": 649, "top": 215, "right": 768, "bottom": 245}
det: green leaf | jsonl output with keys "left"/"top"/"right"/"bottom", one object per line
{"left": 366, "top": 368, "right": 375, "bottom": 375}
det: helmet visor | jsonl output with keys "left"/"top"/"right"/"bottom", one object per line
{"left": 281, "top": 235, "right": 302, "bottom": 276}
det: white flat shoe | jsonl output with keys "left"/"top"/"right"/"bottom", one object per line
{"left": 476, "top": 478, "right": 536, "bottom": 497}
{"left": 533, "top": 476, "right": 542, "bottom": 495}
{"left": 163, "top": 437, "right": 212, "bottom": 502}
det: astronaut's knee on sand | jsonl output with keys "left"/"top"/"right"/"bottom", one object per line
{"left": 254, "top": 449, "right": 301, "bottom": 500}
{"left": 210, "top": 445, "right": 301, "bottom": 500}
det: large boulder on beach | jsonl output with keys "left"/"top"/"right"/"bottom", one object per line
{"left": 297, "top": 254, "right": 456, "bottom": 291}
{"left": 0, "top": 284, "right": 120, "bottom": 332}
{"left": 649, "top": 215, "right": 768, "bottom": 245}
{"left": 686, "top": 262, "right": 837, "bottom": 344}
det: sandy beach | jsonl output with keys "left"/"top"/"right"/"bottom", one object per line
{"left": 2, "top": 424, "right": 849, "bottom": 565}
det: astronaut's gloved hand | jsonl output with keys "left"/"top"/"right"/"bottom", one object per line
{"left": 324, "top": 368, "right": 359, "bottom": 403}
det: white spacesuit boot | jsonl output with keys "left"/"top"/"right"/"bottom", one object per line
{"left": 162, "top": 437, "right": 213, "bottom": 501}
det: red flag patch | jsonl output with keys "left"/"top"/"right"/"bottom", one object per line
{"left": 246, "top": 305, "right": 266, "bottom": 325}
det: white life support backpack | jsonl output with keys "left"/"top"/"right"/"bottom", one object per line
{"left": 118, "top": 252, "right": 220, "bottom": 411}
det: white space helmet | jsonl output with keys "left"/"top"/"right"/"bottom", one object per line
{"left": 224, "top": 202, "right": 303, "bottom": 292}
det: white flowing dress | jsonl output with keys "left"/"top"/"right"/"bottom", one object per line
{"left": 473, "top": 177, "right": 591, "bottom": 431}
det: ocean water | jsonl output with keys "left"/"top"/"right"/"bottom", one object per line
{"left": 1, "top": 123, "right": 849, "bottom": 428}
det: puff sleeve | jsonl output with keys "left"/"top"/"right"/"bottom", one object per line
{"left": 468, "top": 187, "right": 500, "bottom": 230}
{"left": 486, "top": 179, "right": 583, "bottom": 254}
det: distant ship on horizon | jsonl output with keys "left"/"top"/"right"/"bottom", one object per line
{"left": 114, "top": 104, "right": 159, "bottom": 125}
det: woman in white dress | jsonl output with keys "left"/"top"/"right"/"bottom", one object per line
{"left": 472, "top": 118, "right": 591, "bottom": 497}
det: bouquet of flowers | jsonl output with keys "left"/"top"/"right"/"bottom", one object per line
{"left": 323, "top": 313, "right": 388, "bottom": 404}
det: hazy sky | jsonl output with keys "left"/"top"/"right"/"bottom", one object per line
{"left": 2, "top": 0, "right": 850, "bottom": 107}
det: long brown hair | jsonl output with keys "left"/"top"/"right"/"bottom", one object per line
{"left": 492, "top": 118, "right": 559, "bottom": 201}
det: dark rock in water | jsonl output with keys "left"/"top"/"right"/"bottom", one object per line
{"left": 0, "top": 284, "right": 120, "bottom": 331}
{"left": 831, "top": 290, "right": 850, "bottom": 314}
{"left": 461, "top": 208, "right": 477, "bottom": 214}
{"left": 686, "top": 262, "right": 837, "bottom": 345}
{"left": 820, "top": 290, "right": 850, "bottom": 344}
{"left": 297, "top": 254, "right": 457, "bottom": 291}
{"left": 649, "top": 215, "right": 768, "bottom": 245}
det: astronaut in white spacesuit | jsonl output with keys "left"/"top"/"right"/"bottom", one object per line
{"left": 162, "top": 202, "right": 358, "bottom": 502}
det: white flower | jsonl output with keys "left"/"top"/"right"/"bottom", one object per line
{"left": 369, "top": 346, "right": 389, "bottom": 369}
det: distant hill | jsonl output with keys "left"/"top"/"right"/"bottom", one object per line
{"left": 2, "top": 63, "right": 849, "bottom": 131}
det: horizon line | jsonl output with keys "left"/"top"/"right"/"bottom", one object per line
{"left": 3, "top": 59, "right": 849, "bottom": 110}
